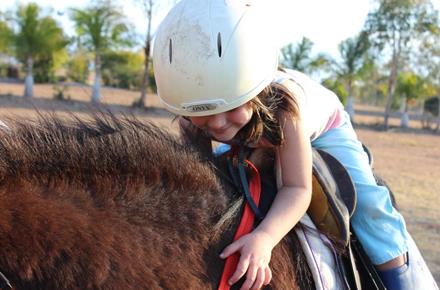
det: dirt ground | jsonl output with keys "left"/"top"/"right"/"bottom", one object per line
{"left": 1, "top": 82, "right": 439, "bottom": 283}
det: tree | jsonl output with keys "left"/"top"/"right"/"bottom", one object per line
{"left": 10, "top": 3, "right": 68, "bottom": 98}
{"left": 280, "top": 37, "right": 330, "bottom": 75}
{"left": 132, "top": 0, "right": 156, "bottom": 107}
{"left": 334, "top": 32, "right": 370, "bottom": 100}
{"left": 332, "top": 32, "right": 370, "bottom": 118}
{"left": 70, "top": 0, "right": 133, "bottom": 103}
{"left": 363, "top": 0, "right": 439, "bottom": 129}
{"left": 416, "top": 7, "right": 440, "bottom": 92}
{"left": 395, "top": 71, "right": 436, "bottom": 127}
{"left": 67, "top": 50, "right": 90, "bottom": 83}
{"left": 356, "top": 57, "right": 388, "bottom": 105}
{"left": 101, "top": 50, "right": 143, "bottom": 89}
{"left": 321, "top": 77, "right": 349, "bottom": 105}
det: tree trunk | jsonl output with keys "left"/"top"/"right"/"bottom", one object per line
{"left": 135, "top": 0, "right": 153, "bottom": 108}
{"left": 345, "top": 96, "right": 355, "bottom": 121}
{"left": 92, "top": 53, "right": 102, "bottom": 103}
{"left": 436, "top": 98, "right": 440, "bottom": 132}
{"left": 384, "top": 33, "right": 403, "bottom": 130}
{"left": 384, "top": 61, "right": 398, "bottom": 130}
{"left": 345, "top": 80, "right": 355, "bottom": 120}
{"left": 24, "top": 55, "right": 34, "bottom": 99}
{"left": 136, "top": 42, "right": 151, "bottom": 107}
{"left": 400, "top": 97, "right": 409, "bottom": 128}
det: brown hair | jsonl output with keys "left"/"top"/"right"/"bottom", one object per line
{"left": 178, "top": 79, "right": 299, "bottom": 151}
{"left": 236, "top": 81, "right": 299, "bottom": 146}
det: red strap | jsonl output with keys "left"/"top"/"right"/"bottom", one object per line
{"left": 218, "top": 160, "right": 261, "bottom": 290}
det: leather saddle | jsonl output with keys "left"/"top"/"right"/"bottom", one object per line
{"left": 308, "top": 148, "right": 386, "bottom": 290}
{"left": 308, "top": 148, "right": 356, "bottom": 247}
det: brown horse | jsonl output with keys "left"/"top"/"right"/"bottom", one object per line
{"left": 0, "top": 114, "right": 314, "bottom": 290}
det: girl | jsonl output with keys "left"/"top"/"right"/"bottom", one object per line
{"left": 152, "top": 0, "right": 438, "bottom": 289}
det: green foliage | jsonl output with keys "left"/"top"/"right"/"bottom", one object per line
{"left": 356, "top": 57, "right": 389, "bottom": 105}
{"left": 7, "top": 3, "right": 69, "bottom": 83}
{"left": 280, "top": 37, "right": 313, "bottom": 71}
{"left": 0, "top": 19, "right": 13, "bottom": 54}
{"left": 101, "top": 50, "right": 143, "bottom": 89}
{"left": 280, "top": 37, "right": 330, "bottom": 74}
{"left": 321, "top": 78, "right": 349, "bottom": 105}
{"left": 70, "top": 1, "right": 134, "bottom": 54}
{"left": 395, "top": 71, "right": 436, "bottom": 106}
{"left": 67, "top": 52, "right": 90, "bottom": 83}
{"left": 416, "top": 5, "right": 440, "bottom": 91}
{"left": 33, "top": 54, "right": 54, "bottom": 82}
{"left": 335, "top": 32, "right": 370, "bottom": 95}
{"left": 365, "top": 0, "right": 413, "bottom": 50}
{"left": 69, "top": 0, "right": 135, "bottom": 102}
{"left": 363, "top": 0, "right": 440, "bottom": 76}
{"left": 13, "top": 4, "right": 69, "bottom": 63}
{"left": 148, "top": 61, "right": 156, "bottom": 93}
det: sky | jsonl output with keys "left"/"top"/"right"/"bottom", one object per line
{"left": 2, "top": 0, "right": 440, "bottom": 59}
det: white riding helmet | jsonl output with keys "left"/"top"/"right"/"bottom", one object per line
{"left": 153, "top": 0, "right": 279, "bottom": 116}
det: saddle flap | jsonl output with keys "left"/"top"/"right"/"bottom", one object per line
{"left": 308, "top": 149, "right": 357, "bottom": 247}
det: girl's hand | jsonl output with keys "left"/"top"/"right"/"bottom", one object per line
{"left": 220, "top": 231, "right": 275, "bottom": 290}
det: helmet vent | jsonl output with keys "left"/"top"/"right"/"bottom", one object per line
{"left": 217, "top": 32, "right": 222, "bottom": 57}
{"left": 169, "top": 38, "right": 173, "bottom": 63}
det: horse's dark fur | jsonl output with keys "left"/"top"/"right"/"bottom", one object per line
{"left": 0, "top": 114, "right": 312, "bottom": 289}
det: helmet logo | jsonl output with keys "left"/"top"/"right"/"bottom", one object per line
{"left": 182, "top": 99, "right": 226, "bottom": 113}
{"left": 185, "top": 104, "right": 217, "bottom": 112}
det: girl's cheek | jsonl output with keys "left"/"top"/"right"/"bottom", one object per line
{"left": 234, "top": 107, "right": 253, "bottom": 124}
{"left": 189, "top": 117, "right": 205, "bottom": 128}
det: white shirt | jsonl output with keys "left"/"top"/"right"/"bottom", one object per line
{"left": 274, "top": 69, "right": 345, "bottom": 141}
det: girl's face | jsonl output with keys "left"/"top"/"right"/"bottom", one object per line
{"left": 190, "top": 102, "right": 253, "bottom": 142}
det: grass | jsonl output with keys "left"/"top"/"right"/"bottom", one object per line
{"left": 1, "top": 82, "right": 439, "bottom": 283}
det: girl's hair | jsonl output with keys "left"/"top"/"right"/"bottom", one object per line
{"left": 179, "top": 79, "right": 299, "bottom": 150}
{"left": 236, "top": 81, "right": 299, "bottom": 146}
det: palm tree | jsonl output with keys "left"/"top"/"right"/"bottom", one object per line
{"left": 70, "top": 1, "right": 133, "bottom": 103}
{"left": 11, "top": 3, "right": 67, "bottom": 98}
{"left": 333, "top": 32, "right": 370, "bottom": 117}
{"left": 280, "top": 37, "right": 330, "bottom": 75}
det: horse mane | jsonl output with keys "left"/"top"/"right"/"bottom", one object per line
{"left": 0, "top": 113, "right": 233, "bottom": 288}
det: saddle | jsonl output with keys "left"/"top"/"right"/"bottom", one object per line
{"left": 222, "top": 146, "right": 386, "bottom": 290}
{"left": 308, "top": 149, "right": 356, "bottom": 247}
{"left": 308, "top": 148, "right": 386, "bottom": 290}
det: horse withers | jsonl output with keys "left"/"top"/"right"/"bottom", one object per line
{"left": 0, "top": 115, "right": 317, "bottom": 290}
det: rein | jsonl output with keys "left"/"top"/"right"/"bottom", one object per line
{"left": 226, "top": 147, "right": 264, "bottom": 221}
{"left": 218, "top": 146, "right": 263, "bottom": 290}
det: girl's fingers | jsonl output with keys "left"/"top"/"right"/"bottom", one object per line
{"left": 220, "top": 240, "right": 242, "bottom": 259}
{"left": 239, "top": 261, "right": 258, "bottom": 290}
{"left": 229, "top": 255, "right": 250, "bottom": 285}
{"left": 263, "top": 266, "right": 272, "bottom": 285}
{"left": 250, "top": 267, "right": 265, "bottom": 290}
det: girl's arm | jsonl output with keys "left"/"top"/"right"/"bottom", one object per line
{"left": 220, "top": 114, "right": 312, "bottom": 290}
